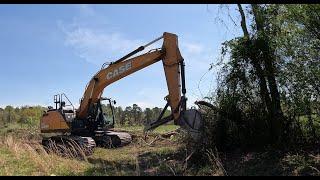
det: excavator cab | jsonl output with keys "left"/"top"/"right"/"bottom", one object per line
{"left": 96, "top": 97, "right": 116, "bottom": 129}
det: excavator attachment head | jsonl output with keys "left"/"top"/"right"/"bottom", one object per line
{"left": 144, "top": 108, "right": 204, "bottom": 142}
{"left": 177, "top": 109, "right": 203, "bottom": 141}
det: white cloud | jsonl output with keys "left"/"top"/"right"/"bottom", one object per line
{"left": 137, "top": 87, "right": 165, "bottom": 96}
{"left": 59, "top": 25, "right": 143, "bottom": 65}
{"left": 181, "top": 42, "right": 204, "bottom": 54}
{"left": 78, "top": 4, "right": 95, "bottom": 16}
{"left": 180, "top": 41, "right": 216, "bottom": 73}
{"left": 57, "top": 5, "right": 144, "bottom": 65}
{"left": 58, "top": 12, "right": 212, "bottom": 70}
{"left": 134, "top": 88, "right": 167, "bottom": 108}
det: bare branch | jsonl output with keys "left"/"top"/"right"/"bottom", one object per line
{"left": 237, "top": 4, "right": 250, "bottom": 37}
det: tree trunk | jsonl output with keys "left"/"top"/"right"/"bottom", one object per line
{"left": 306, "top": 98, "right": 316, "bottom": 142}
{"left": 237, "top": 4, "right": 272, "bottom": 116}
{"left": 251, "top": 4, "right": 284, "bottom": 143}
{"left": 237, "top": 4, "right": 284, "bottom": 144}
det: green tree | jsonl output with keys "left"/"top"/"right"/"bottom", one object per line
{"left": 274, "top": 4, "right": 320, "bottom": 141}
{"left": 19, "top": 106, "right": 44, "bottom": 126}
{"left": 132, "top": 104, "right": 142, "bottom": 125}
{"left": 210, "top": 4, "right": 320, "bottom": 148}
{"left": 144, "top": 108, "right": 153, "bottom": 124}
{"left": 124, "top": 106, "right": 133, "bottom": 125}
{"left": 0, "top": 108, "right": 4, "bottom": 127}
{"left": 237, "top": 4, "right": 284, "bottom": 143}
{"left": 4, "top": 106, "right": 18, "bottom": 124}
{"left": 151, "top": 107, "right": 161, "bottom": 121}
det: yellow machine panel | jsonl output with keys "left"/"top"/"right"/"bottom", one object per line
{"left": 40, "top": 111, "right": 70, "bottom": 133}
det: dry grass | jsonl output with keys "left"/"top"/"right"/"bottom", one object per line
{"left": 43, "top": 138, "right": 89, "bottom": 160}
{"left": 0, "top": 135, "right": 90, "bottom": 176}
{"left": 205, "top": 149, "right": 227, "bottom": 176}
{"left": 0, "top": 124, "right": 185, "bottom": 176}
{"left": 1, "top": 123, "right": 320, "bottom": 176}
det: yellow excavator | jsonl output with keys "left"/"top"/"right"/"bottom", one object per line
{"left": 40, "top": 32, "right": 203, "bottom": 154}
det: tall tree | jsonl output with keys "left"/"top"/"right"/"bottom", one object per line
{"left": 144, "top": 108, "right": 153, "bottom": 124}
{"left": 4, "top": 106, "right": 17, "bottom": 124}
{"left": 132, "top": 104, "right": 142, "bottom": 125}
{"left": 124, "top": 106, "right": 133, "bottom": 125}
{"left": 115, "top": 106, "right": 125, "bottom": 125}
{"left": 151, "top": 107, "right": 162, "bottom": 121}
{"left": 0, "top": 108, "right": 4, "bottom": 127}
{"left": 235, "top": 4, "right": 284, "bottom": 143}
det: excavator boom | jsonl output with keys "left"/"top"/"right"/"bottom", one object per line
{"left": 77, "top": 50, "right": 163, "bottom": 119}
{"left": 77, "top": 32, "right": 186, "bottom": 126}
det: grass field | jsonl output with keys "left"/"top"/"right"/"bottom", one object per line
{"left": 0, "top": 123, "right": 320, "bottom": 176}
{"left": 0, "top": 124, "right": 186, "bottom": 176}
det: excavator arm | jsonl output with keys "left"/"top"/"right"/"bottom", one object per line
{"left": 76, "top": 32, "right": 202, "bottom": 136}
{"left": 77, "top": 50, "right": 163, "bottom": 119}
{"left": 77, "top": 33, "right": 183, "bottom": 121}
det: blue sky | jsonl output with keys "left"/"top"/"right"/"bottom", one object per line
{"left": 0, "top": 4, "right": 242, "bottom": 109}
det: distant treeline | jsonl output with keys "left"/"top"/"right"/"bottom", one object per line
{"left": 0, "top": 106, "right": 44, "bottom": 127}
{"left": 0, "top": 104, "right": 171, "bottom": 127}
{"left": 102, "top": 104, "right": 171, "bottom": 126}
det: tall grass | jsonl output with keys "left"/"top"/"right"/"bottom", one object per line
{"left": 0, "top": 135, "right": 90, "bottom": 175}
{"left": 43, "top": 138, "right": 90, "bottom": 160}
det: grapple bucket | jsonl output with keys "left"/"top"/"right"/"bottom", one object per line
{"left": 144, "top": 108, "right": 204, "bottom": 141}
{"left": 177, "top": 109, "right": 203, "bottom": 141}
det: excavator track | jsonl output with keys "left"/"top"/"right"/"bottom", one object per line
{"left": 42, "top": 135, "right": 96, "bottom": 156}
{"left": 94, "top": 130, "right": 132, "bottom": 148}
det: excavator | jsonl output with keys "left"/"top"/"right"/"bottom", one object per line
{"left": 40, "top": 32, "right": 203, "bottom": 155}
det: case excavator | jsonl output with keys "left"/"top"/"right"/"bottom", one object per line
{"left": 40, "top": 32, "right": 203, "bottom": 155}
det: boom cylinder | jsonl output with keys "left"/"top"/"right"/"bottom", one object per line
{"left": 113, "top": 35, "right": 163, "bottom": 64}
{"left": 180, "top": 59, "right": 187, "bottom": 111}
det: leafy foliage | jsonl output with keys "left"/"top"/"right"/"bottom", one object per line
{"left": 0, "top": 106, "right": 44, "bottom": 128}
{"left": 201, "top": 4, "right": 320, "bottom": 152}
